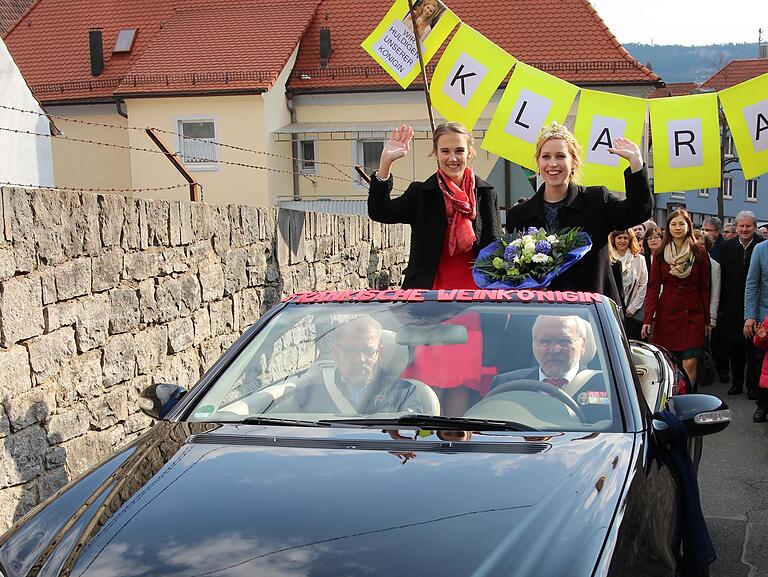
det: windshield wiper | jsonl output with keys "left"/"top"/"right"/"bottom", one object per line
{"left": 240, "top": 417, "right": 329, "bottom": 427}
{"left": 319, "top": 414, "right": 538, "bottom": 431}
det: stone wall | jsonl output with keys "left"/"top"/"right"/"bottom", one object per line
{"left": 0, "top": 187, "right": 409, "bottom": 532}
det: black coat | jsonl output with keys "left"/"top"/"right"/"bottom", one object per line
{"left": 368, "top": 172, "right": 502, "bottom": 289}
{"left": 718, "top": 235, "right": 763, "bottom": 341}
{"left": 506, "top": 166, "right": 652, "bottom": 304}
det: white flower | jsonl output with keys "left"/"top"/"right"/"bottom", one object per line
{"left": 513, "top": 255, "right": 521, "bottom": 264}
{"left": 512, "top": 239, "right": 523, "bottom": 247}
{"left": 547, "top": 235, "right": 558, "bottom": 244}
{"left": 523, "top": 242, "right": 536, "bottom": 255}
{"left": 521, "top": 234, "right": 533, "bottom": 244}
{"left": 531, "top": 253, "right": 551, "bottom": 263}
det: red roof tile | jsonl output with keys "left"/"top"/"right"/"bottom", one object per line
{"left": 288, "top": 0, "right": 660, "bottom": 92}
{"left": 4, "top": 0, "right": 320, "bottom": 102}
{"left": 647, "top": 82, "right": 698, "bottom": 98}
{"left": 700, "top": 58, "right": 768, "bottom": 91}
{"left": 0, "top": 0, "right": 35, "bottom": 36}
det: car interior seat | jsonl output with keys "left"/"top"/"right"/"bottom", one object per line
{"left": 380, "top": 329, "right": 440, "bottom": 415}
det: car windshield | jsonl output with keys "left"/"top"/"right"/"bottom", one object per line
{"left": 188, "top": 299, "right": 621, "bottom": 432}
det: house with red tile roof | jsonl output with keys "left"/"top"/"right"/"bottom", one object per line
{"left": 3, "top": 0, "right": 661, "bottom": 206}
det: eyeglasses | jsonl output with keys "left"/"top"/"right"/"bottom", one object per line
{"left": 535, "top": 338, "right": 579, "bottom": 349}
{"left": 336, "top": 345, "right": 379, "bottom": 358}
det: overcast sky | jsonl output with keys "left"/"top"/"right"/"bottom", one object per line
{"left": 592, "top": 1, "right": 766, "bottom": 46}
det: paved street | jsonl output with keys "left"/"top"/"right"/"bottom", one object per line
{"left": 699, "top": 378, "right": 768, "bottom": 577}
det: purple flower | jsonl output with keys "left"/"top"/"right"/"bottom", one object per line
{"left": 526, "top": 227, "right": 540, "bottom": 236}
{"left": 535, "top": 240, "right": 552, "bottom": 255}
{"left": 503, "top": 244, "right": 518, "bottom": 262}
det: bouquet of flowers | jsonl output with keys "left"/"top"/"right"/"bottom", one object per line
{"left": 473, "top": 227, "right": 592, "bottom": 289}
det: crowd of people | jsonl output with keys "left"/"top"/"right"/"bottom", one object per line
{"left": 368, "top": 120, "right": 768, "bottom": 423}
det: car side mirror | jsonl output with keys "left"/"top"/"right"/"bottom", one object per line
{"left": 140, "top": 383, "right": 187, "bottom": 420}
{"left": 667, "top": 394, "right": 731, "bottom": 438}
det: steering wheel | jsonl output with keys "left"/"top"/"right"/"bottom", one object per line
{"left": 486, "top": 378, "right": 587, "bottom": 422}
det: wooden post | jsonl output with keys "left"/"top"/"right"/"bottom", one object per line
{"left": 145, "top": 128, "right": 201, "bottom": 202}
{"left": 407, "top": 0, "right": 436, "bottom": 136}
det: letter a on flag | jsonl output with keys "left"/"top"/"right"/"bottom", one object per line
{"left": 719, "top": 72, "right": 768, "bottom": 180}
{"left": 573, "top": 90, "right": 647, "bottom": 191}
{"left": 481, "top": 62, "right": 579, "bottom": 171}
{"left": 429, "top": 24, "right": 515, "bottom": 130}
{"left": 362, "top": 0, "right": 459, "bottom": 89}
{"left": 649, "top": 93, "right": 720, "bottom": 193}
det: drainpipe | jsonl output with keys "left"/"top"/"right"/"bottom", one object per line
{"left": 115, "top": 99, "right": 128, "bottom": 118}
{"left": 286, "top": 93, "right": 301, "bottom": 201}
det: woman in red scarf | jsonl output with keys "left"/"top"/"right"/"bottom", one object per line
{"left": 368, "top": 122, "right": 502, "bottom": 415}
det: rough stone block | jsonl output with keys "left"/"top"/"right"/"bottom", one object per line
{"left": 239, "top": 288, "right": 262, "bottom": 331}
{"left": 37, "top": 466, "right": 69, "bottom": 501}
{"left": 222, "top": 248, "right": 248, "bottom": 295}
{"left": 25, "top": 327, "right": 76, "bottom": 384}
{"left": 0, "top": 345, "right": 32, "bottom": 400}
{"left": 46, "top": 405, "right": 90, "bottom": 442}
{"left": 1, "top": 274, "right": 44, "bottom": 346}
{"left": 87, "top": 386, "right": 128, "bottom": 430}
{"left": 74, "top": 294, "right": 110, "bottom": 352}
{"left": 190, "top": 203, "right": 216, "bottom": 241}
{"left": 54, "top": 350, "right": 103, "bottom": 407}
{"left": 146, "top": 200, "right": 170, "bottom": 246}
{"left": 99, "top": 194, "right": 125, "bottom": 247}
{"left": 62, "top": 427, "right": 124, "bottom": 478}
{"left": 45, "top": 446, "right": 67, "bottom": 469}
{"left": 169, "top": 201, "right": 182, "bottom": 246}
{"left": 109, "top": 287, "right": 140, "bottom": 334}
{"left": 0, "top": 483, "right": 38, "bottom": 533}
{"left": 241, "top": 206, "right": 261, "bottom": 244}
{"left": 154, "top": 349, "right": 200, "bottom": 390}
{"left": 0, "top": 408, "right": 9, "bottom": 438}
{"left": 9, "top": 189, "right": 36, "bottom": 272}
{"left": 154, "top": 276, "right": 182, "bottom": 323}
{"left": 54, "top": 258, "right": 92, "bottom": 301}
{"left": 124, "top": 249, "right": 161, "bottom": 281}
{"left": 4, "top": 385, "right": 54, "bottom": 432}
{"left": 0, "top": 245, "right": 16, "bottom": 281}
{"left": 91, "top": 248, "right": 123, "bottom": 292}
{"left": 39, "top": 266, "right": 57, "bottom": 305}
{"left": 178, "top": 273, "right": 202, "bottom": 314}
{"left": 209, "top": 298, "right": 234, "bottom": 337}
{"left": 79, "top": 193, "right": 102, "bottom": 256}
{"left": 134, "top": 325, "right": 167, "bottom": 375}
{"left": 102, "top": 333, "right": 136, "bottom": 387}
{"left": 192, "top": 308, "right": 211, "bottom": 346}
{"left": 229, "top": 205, "right": 244, "bottom": 248}
{"left": 123, "top": 412, "right": 152, "bottom": 435}
{"left": 199, "top": 261, "right": 225, "bottom": 302}
{"left": 179, "top": 201, "right": 193, "bottom": 245}
{"left": 3, "top": 424, "right": 47, "bottom": 486}
{"left": 161, "top": 246, "right": 188, "bottom": 274}
{"left": 167, "top": 317, "right": 194, "bottom": 353}
{"left": 138, "top": 279, "right": 159, "bottom": 324}
{"left": 212, "top": 206, "right": 232, "bottom": 256}
{"left": 186, "top": 240, "right": 216, "bottom": 268}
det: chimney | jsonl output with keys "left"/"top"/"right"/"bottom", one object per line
{"left": 89, "top": 28, "right": 104, "bottom": 76}
{"left": 319, "top": 28, "right": 331, "bottom": 68}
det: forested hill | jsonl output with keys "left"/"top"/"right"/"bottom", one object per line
{"left": 624, "top": 43, "right": 760, "bottom": 83}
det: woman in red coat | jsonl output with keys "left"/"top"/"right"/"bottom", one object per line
{"left": 642, "top": 209, "right": 710, "bottom": 385}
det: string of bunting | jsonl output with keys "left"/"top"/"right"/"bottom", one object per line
{"left": 361, "top": 0, "right": 768, "bottom": 193}
{"left": 0, "top": 104, "right": 413, "bottom": 185}
{"left": 0, "top": 125, "right": 404, "bottom": 191}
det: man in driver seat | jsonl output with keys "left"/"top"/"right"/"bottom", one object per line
{"left": 272, "top": 316, "right": 425, "bottom": 415}
{"left": 494, "top": 315, "right": 608, "bottom": 421}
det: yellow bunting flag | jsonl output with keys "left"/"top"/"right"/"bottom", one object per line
{"left": 719, "top": 73, "right": 768, "bottom": 180}
{"left": 481, "top": 62, "right": 579, "bottom": 171}
{"left": 361, "top": 0, "right": 460, "bottom": 89}
{"left": 429, "top": 24, "right": 515, "bottom": 130}
{"left": 573, "top": 90, "right": 647, "bottom": 192}
{"left": 648, "top": 94, "right": 721, "bottom": 193}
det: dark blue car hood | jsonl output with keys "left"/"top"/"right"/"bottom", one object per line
{"left": 0, "top": 422, "right": 635, "bottom": 577}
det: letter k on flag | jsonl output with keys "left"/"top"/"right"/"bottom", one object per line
{"left": 649, "top": 93, "right": 720, "bottom": 193}
{"left": 430, "top": 24, "right": 515, "bottom": 130}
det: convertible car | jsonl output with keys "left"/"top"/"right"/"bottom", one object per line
{"left": 0, "top": 289, "right": 731, "bottom": 577}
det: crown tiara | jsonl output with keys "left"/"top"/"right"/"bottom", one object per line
{"left": 537, "top": 121, "right": 572, "bottom": 140}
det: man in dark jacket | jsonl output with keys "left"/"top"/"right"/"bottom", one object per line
{"left": 717, "top": 211, "right": 763, "bottom": 396}
{"left": 702, "top": 216, "right": 724, "bottom": 263}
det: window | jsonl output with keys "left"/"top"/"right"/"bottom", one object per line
{"left": 746, "top": 179, "right": 758, "bottom": 201}
{"left": 355, "top": 140, "right": 385, "bottom": 185}
{"left": 670, "top": 190, "right": 686, "bottom": 200}
{"left": 723, "top": 177, "right": 733, "bottom": 199}
{"left": 178, "top": 119, "right": 217, "bottom": 171}
{"left": 698, "top": 188, "right": 709, "bottom": 197}
{"left": 299, "top": 140, "right": 317, "bottom": 174}
{"left": 113, "top": 29, "right": 137, "bottom": 53}
{"left": 723, "top": 134, "right": 734, "bottom": 156}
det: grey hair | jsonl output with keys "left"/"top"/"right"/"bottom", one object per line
{"left": 702, "top": 216, "right": 722, "bottom": 231}
{"left": 336, "top": 316, "right": 382, "bottom": 341}
{"left": 532, "top": 315, "right": 587, "bottom": 339}
{"left": 735, "top": 211, "right": 757, "bottom": 226}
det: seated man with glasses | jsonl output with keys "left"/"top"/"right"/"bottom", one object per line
{"left": 492, "top": 315, "right": 608, "bottom": 421}
{"left": 272, "top": 316, "right": 425, "bottom": 415}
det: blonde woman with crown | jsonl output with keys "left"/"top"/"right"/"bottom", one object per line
{"left": 506, "top": 122, "right": 652, "bottom": 304}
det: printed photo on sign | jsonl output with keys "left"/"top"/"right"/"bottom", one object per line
{"left": 585, "top": 116, "right": 627, "bottom": 167}
{"left": 667, "top": 118, "right": 704, "bottom": 168}
{"left": 442, "top": 52, "right": 489, "bottom": 109}
{"left": 402, "top": 0, "right": 448, "bottom": 42}
{"left": 505, "top": 89, "right": 553, "bottom": 144}
{"left": 744, "top": 99, "right": 768, "bottom": 153}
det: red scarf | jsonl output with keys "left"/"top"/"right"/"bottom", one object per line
{"left": 437, "top": 167, "right": 477, "bottom": 255}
